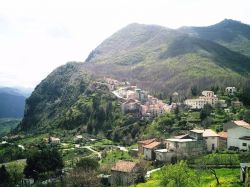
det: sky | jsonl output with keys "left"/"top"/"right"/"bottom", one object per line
{"left": 0, "top": 0, "right": 250, "bottom": 88}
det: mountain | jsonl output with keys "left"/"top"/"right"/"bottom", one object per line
{"left": 18, "top": 63, "right": 141, "bottom": 142}
{"left": 179, "top": 19, "right": 250, "bottom": 58}
{"left": 18, "top": 19, "right": 250, "bottom": 133}
{"left": 0, "top": 87, "right": 27, "bottom": 118}
{"left": 84, "top": 21, "right": 250, "bottom": 95}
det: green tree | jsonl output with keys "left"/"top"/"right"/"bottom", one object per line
{"left": 243, "top": 110, "right": 250, "bottom": 124}
{"left": 24, "top": 145, "right": 63, "bottom": 181}
{"left": 239, "top": 152, "right": 250, "bottom": 163}
{"left": 238, "top": 82, "right": 250, "bottom": 106}
{"left": 0, "top": 165, "right": 10, "bottom": 185}
{"left": 200, "top": 104, "right": 212, "bottom": 121}
{"left": 160, "top": 161, "right": 198, "bottom": 187}
{"left": 191, "top": 85, "right": 199, "bottom": 96}
{"left": 76, "top": 158, "right": 99, "bottom": 171}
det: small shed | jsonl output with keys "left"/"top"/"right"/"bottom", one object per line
{"left": 111, "top": 160, "right": 138, "bottom": 187}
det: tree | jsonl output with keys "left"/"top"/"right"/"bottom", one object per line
{"left": 200, "top": 104, "right": 212, "bottom": 121}
{"left": 210, "top": 85, "right": 219, "bottom": 94}
{"left": 191, "top": 85, "right": 199, "bottom": 96}
{"left": 238, "top": 82, "right": 250, "bottom": 106}
{"left": 239, "top": 152, "right": 250, "bottom": 163}
{"left": 0, "top": 165, "right": 10, "bottom": 185}
{"left": 65, "top": 168, "right": 100, "bottom": 187}
{"left": 160, "top": 161, "right": 198, "bottom": 187}
{"left": 65, "top": 157, "right": 100, "bottom": 187}
{"left": 24, "top": 145, "right": 63, "bottom": 181}
{"left": 76, "top": 158, "right": 99, "bottom": 171}
{"left": 201, "top": 117, "right": 212, "bottom": 129}
{"left": 243, "top": 110, "right": 250, "bottom": 124}
{"left": 169, "top": 96, "right": 173, "bottom": 105}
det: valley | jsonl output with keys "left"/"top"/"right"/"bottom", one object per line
{"left": 1, "top": 19, "right": 250, "bottom": 186}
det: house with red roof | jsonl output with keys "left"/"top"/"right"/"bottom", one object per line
{"left": 137, "top": 138, "right": 157, "bottom": 155}
{"left": 143, "top": 141, "right": 162, "bottom": 160}
{"left": 111, "top": 160, "right": 139, "bottom": 186}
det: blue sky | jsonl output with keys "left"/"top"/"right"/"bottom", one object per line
{"left": 0, "top": 0, "right": 250, "bottom": 88}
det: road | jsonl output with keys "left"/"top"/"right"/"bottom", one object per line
{"left": 145, "top": 168, "right": 161, "bottom": 178}
{"left": 83, "top": 146, "right": 102, "bottom": 159}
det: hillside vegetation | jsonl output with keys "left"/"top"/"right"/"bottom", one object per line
{"left": 17, "top": 19, "right": 250, "bottom": 133}
{"left": 179, "top": 19, "right": 250, "bottom": 58}
{"left": 84, "top": 20, "right": 250, "bottom": 95}
{"left": 17, "top": 63, "right": 143, "bottom": 141}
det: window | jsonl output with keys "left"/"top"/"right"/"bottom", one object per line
{"left": 242, "top": 143, "right": 247, "bottom": 147}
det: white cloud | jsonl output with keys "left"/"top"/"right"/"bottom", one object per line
{"left": 0, "top": 0, "right": 250, "bottom": 87}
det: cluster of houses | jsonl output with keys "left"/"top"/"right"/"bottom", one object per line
{"left": 184, "top": 90, "right": 227, "bottom": 109}
{"left": 110, "top": 120, "right": 250, "bottom": 186}
{"left": 137, "top": 120, "right": 250, "bottom": 162}
{"left": 103, "top": 77, "right": 171, "bottom": 118}
{"left": 184, "top": 87, "right": 237, "bottom": 110}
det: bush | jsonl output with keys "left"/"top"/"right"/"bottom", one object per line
{"left": 160, "top": 161, "right": 198, "bottom": 187}
{"left": 24, "top": 145, "right": 63, "bottom": 181}
{"left": 76, "top": 157, "right": 99, "bottom": 171}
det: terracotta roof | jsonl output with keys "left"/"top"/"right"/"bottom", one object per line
{"left": 143, "top": 141, "right": 161, "bottom": 149}
{"left": 203, "top": 129, "right": 219, "bottom": 137}
{"left": 218, "top": 131, "right": 228, "bottom": 139}
{"left": 111, "top": 160, "right": 137, "bottom": 173}
{"left": 233, "top": 120, "right": 250, "bottom": 130}
{"left": 138, "top": 138, "right": 156, "bottom": 145}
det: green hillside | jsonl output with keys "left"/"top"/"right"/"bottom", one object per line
{"left": 17, "top": 63, "right": 142, "bottom": 141}
{"left": 179, "top": 19, "right": 250, "bottom": 57}
{"left": 84, "top": 21, "right": 250, "bottom": 95}
{"left": 17, "top": 20, "right": 250, "bottom": 133}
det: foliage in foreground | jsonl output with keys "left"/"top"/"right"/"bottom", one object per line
{"left": 160, "top": 161, "right": 198, "bottom": 187}
{"left": 136, "top": 162, "right": 242, "bottom": 187}
{"left": 23, "top": 145, "right": 63, "bottom": 181}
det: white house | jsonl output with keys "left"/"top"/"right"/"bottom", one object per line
{"left": 202, "top": 129, "right": 220, "bottom": 151}
{"left": 225, "top": 87, "right": 236, "bottom": 95}
{"left": 227, "top": 120, "right": 250, "bottom": 151}
{"left": 155, "top": 149, "right": 176, "bottom": 162}
{"left": 49, "top": 137, "right": 61, "bottom": 144}
{"left": 178, "top": 129, "right": 220, "bottom": 152}
{"left": 184, "top": 90, "right": 219, "bottom": 109}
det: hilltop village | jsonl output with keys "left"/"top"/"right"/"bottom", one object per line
{"left": 104, "top": 77, "right": 171, "bottom": 119}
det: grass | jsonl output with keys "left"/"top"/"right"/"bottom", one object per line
{"left": 135, "top": 168, "right": 242, "bottom": 187}
{"left": 89, "top": 139, "right": 114, "bottom": 146}
{"left": 199, "top": 168, "right": 242, "bottom": 187}
{"left": 0, "top": 159, "right": 26, "bottom": 177}
{"left": 101, "top": 149, "right": 133, "bottom": 165}
{"left": 16, "top": 133, "right": 49, "bottom": 145}
{"left": 62, "top": 148, "right": 92, "bottom": 167}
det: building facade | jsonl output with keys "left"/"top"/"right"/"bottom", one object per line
{"left": 111, "top": 160, "right": 139, "bottom": 187}
{"left": 226, "top": 121, "right": 250, "bottom": 151}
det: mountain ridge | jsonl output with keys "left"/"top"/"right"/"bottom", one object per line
{"left": 18, "top": 19, "right": 250, "bottom": 133}
{"left": 83, "top": 19, "right": 250, "bottom": 94}
{"left": 0, "top": 87, "right": 29, "bottom": 118}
